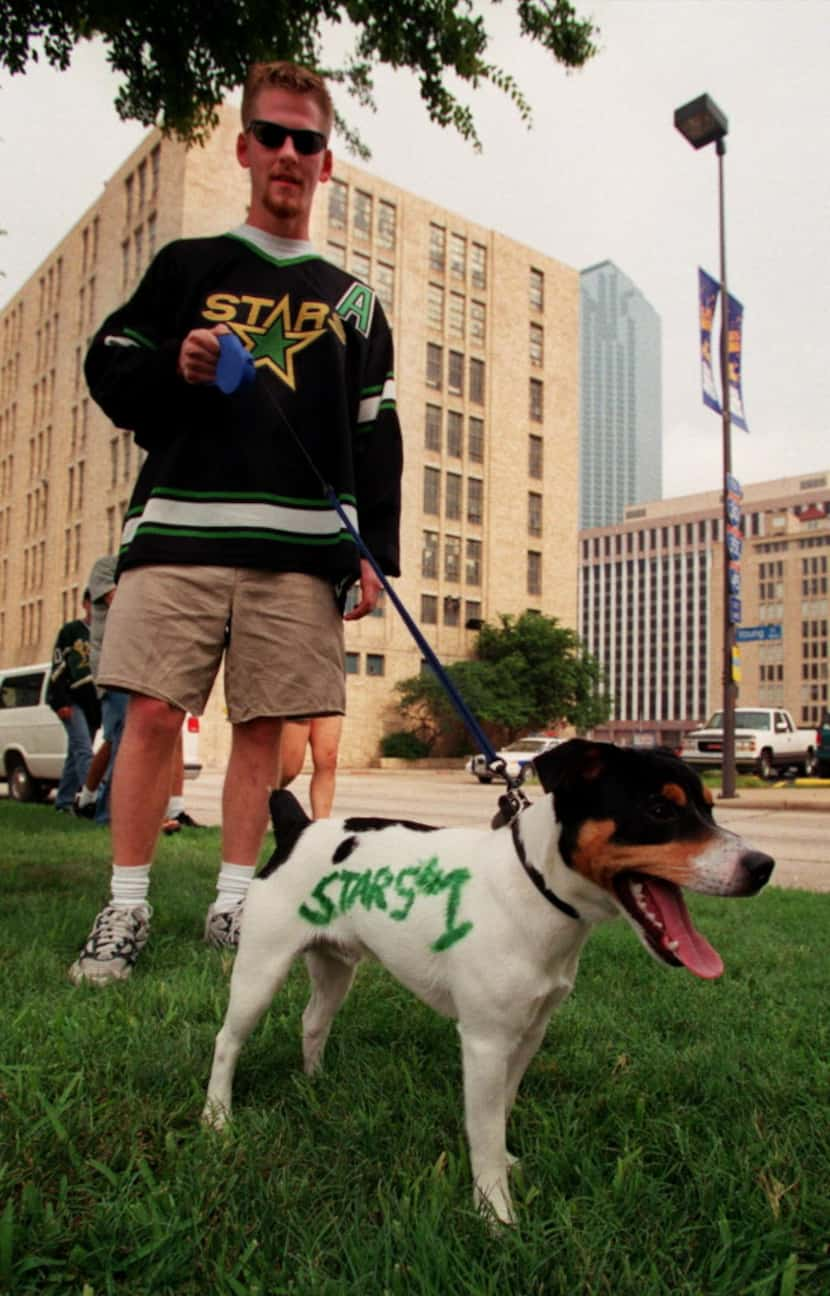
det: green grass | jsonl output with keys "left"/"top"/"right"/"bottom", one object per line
{"left": 1, "top": 803, "right": 828, "bottom": 1295}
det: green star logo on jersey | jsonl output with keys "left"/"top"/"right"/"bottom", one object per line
{"left": 228, "top": 297, "right": 329, "bottom": 390}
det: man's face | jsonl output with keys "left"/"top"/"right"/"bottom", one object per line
{"left": 237, "top": 87, "right": 333, "bottom": 240}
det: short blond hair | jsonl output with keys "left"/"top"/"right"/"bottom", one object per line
{"left": 241, "top": 61, "right": 333, "bottom": 138}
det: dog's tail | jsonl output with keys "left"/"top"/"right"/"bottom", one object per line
{"left": 258, "top": 790, "right": 312, "bottom": 878}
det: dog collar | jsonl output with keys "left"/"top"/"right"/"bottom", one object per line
{"left": 510, "top": 819, "right": 580, "bottom": 921}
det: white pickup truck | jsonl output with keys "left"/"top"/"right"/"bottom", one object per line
{"left": 680, "top": 707, "right": 818, "bottom": 780}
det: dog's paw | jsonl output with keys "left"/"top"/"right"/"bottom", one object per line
{"left": 201, "top": 1100, "right": 230, "bottom": 1132}
{"left": 506, "top": 1150, "right": 521, "bottom": 1173}
{"left": 473, "top": 1182, "right": 515, "bottom": 1229}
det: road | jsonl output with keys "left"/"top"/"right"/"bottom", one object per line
{"left": 183, "top": 768, "right": 830, "bottom": 894}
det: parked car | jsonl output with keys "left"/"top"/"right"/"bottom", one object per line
{"left": 465, "top": 734, "right": 563, "bottom": 784}
{"left": 679, "top": 707, "right": 817, "bottom": 780}
{"left": 0, "top": 661, "right": 202, "bottom": 802}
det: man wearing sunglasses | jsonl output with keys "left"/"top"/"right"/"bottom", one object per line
{"left": 72, "top": 62, "right": 403, "bottom": 986}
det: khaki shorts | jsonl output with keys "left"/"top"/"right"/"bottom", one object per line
{"left": 98, "top": 565, "right": 345, "bottom": 723}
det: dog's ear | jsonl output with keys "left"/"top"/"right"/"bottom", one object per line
{"left": 533, "top": 738, "right": 611, "bottom": 793}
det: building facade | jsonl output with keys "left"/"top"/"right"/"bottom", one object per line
{"left": 579, "top": 259, "right": 662, "bottom": 529}
{"left": 580, "top": 470, "right": 830, "bottom": 745}
{"left": 0, "top": 107, "right": 580, "bottom": 768}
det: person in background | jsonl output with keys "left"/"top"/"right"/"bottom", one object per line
{"left": 162, "top": 728, "right": 204, "bottom": 833}
{"left": 279, "top": 714, "right": 343, "bottom": 819}
{"left": 47, "top": 591, "right": 100, "bottom": 813}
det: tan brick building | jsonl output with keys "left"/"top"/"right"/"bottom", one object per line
{"left": 579, "top": 471, "right": 830, "bottom": 745}
{"left": 0, "top": 108, "right": 579, "bottom": 769}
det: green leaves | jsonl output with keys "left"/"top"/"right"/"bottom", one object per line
{"left": 0, "top": 0, "right": 599, "bottom": 148}
{"left": 396, "top": 610, "right": 611, "bottom": 746}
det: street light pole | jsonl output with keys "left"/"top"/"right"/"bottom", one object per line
{"left": 674, "top": 93, "right": 737, "bottom": 798}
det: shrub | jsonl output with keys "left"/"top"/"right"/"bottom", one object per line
{"left": 380, "top": 731, "right": 431, "bottom": 760}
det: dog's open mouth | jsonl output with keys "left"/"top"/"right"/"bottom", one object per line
{"left": 613, "top": 873, "right": 723, "bottom": 980}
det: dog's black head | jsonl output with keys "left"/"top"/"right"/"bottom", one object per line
{"left": 533, "top": 739, "right": 774, "bottom": 979}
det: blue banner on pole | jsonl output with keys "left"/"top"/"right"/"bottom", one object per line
{"left": 727, "top": 293, "right": 749, "bottom": 431}
{"left": 698, "top": 268, "right": 721, "bottom": 414}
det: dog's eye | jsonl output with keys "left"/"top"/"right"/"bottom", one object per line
{"left": 646, "top": 797, "right": 679, "bottom": 821}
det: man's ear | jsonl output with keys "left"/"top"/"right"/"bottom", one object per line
{"left": 236, "top": 131, "right": 251, "bottom": 171}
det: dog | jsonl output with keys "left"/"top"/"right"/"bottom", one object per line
{"left": 203, "top": 738, "right": 774, "bottom": 1224}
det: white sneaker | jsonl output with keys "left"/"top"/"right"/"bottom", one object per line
{"left": 68, "top": 903, "right": 151, "bottom": 985}
{"left": 203, "top": 901, "right": 244, "bottom": 949}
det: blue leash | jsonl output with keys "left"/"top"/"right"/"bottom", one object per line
{"left": 214, "top": 334, "right": 522, "bottom": 793}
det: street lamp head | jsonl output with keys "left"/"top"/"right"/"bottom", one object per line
{"left": 674, "top": 93, "right": 728, "bottom": 149}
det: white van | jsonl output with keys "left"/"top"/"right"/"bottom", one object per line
{"left": 0, "top": 662, "right": 202, "bottom": 802}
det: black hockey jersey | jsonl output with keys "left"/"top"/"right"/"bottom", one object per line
{"left": 85, "top": 229, "right": 403, "bottom": 590}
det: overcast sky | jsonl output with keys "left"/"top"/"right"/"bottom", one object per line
{"left": 1, "top": 0, "right": 828, "bottom": 501}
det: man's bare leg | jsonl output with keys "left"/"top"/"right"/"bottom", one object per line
{"left": 111, "top": 696, "right": 185, "bottom": 866}
{"left": 221, "top": 716, "right": 284, "bottom": 866}
{"left": 308, "top": 715, "right": 343, "bottom": 819}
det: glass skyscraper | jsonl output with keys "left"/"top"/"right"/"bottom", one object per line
{"left": 580, "top": 260, "right": 662, "bottom": 528}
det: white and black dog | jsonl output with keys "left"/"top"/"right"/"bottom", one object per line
{"left": 203, "top": 739, "right": 774, "bottom": 1223}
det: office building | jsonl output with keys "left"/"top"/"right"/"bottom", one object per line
{"left": 580, "top": 470, "right": 830, "bottom": 745}
{"left": 579, "top": 260, "right": 662, "bottom": 528}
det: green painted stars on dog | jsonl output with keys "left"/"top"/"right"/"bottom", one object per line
{"left": 298, "top": 855, "right": 473, "bottom": 951}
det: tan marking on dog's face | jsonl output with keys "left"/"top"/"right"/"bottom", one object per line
{"left": 570, "top": 819, "right": 719, "bottom": 892}
{"left": 661, "top": 783, "right": 688, "bottom": 808}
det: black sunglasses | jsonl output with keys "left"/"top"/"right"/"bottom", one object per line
{"left": 246, "top": 119, "right": 328, "bottom": 156}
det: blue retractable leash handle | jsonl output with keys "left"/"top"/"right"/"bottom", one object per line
{"left": 213, "top": 334, "right": 523, "bottom": 801}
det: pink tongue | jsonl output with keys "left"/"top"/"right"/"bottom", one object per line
{"left": 641, "top": 877, "right": 724, "bottom": 980}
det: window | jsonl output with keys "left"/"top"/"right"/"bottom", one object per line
{"left": 529, "top": 378, "right": 544, "bottom": 422}
{"left": 470, "top": 300, "right": 485, "bottom": 348}
{"left": 468, "top": 417, "right": 484, "bottom": 464}
{"left": 529, "top": 434, "right": 543, "bottom": 479}
{"left": 366, "top": 654, "right": 385, "bottom": 677}
{"left": 150, "top": 144, "right": 160, "bottom": 200}
{"left": 449, "top": 292, "right": 465, "bottom": 337}
{"left": 464, "top": 600, "right": 482, "bottom": 629}
{"left": 422, "top": 530, "right": 439, "bottom": 578}
{"left": 448, "top": 351, "right": 464, "bottom": 397}
{"left": 350, "top": 250, "right": 370, "bottom": 283}
{"left": 445, "top": 535, "right": 461, "bottom": 582}
{"left": 469, "top": 357, "right": 485, "bottom": 405}
{"left": 528, "top": 492, "right": 543, "bottom": 536}
{"left": 426, "top": 343, "right": 443, "bottom": 389}
{"left": 421, "top": 594, "right": 438, "bottom": 624}
{"left": 147, "top": 213, "right": 157, "bottom": 261}
{"left": 427, "top": 283, "right": 444, "bottom": 330}
{"left": 444, "top": 595, "right": 461, "bottom": 626}
{"left": 529, "top": 267, "right": 544, "bottom": 312}
{"left": 377, "top": 200, "right": 396, "bottom": 249}
{"left": 467, "top": 478, "right": 483, "bottom": 525}
{"left": 471, "top": 242, "right": 486, "bottom": 289}
{"left": 423, "top": 466, "right": 440, "bottom": 514}
{"left": 446, "top": 410, "right": 463, "bottom": 457}
{"left": 375, "top": 262, "right": 394, "bottom": 313}
{"left": 529, "top": 322, "right": 544, "bottom": 367}
{"left": 327, "top": 242, "right": 346, "bottom": 269}
{"left": 449, "top": 233, "right": 466, "bottom": 280}
{"left": 527, "top": 550, "right": 542, "bottom": 596}
{"left": 466, "top": 538, "right": 482, "bottom": 585}
{"left": 353, "top": 189, "right": 372, "bottom": 240}
{"left": 445, "top": 473, "right": 462, "bottom": 520}
{"left": 328, "top": 179, "right": 348, "bottom": 229}
{"left": 345, "top": 652, "right": 360, "bottom": 674}
{"left": 429, "top": 223, "right": 446, "bottom": 272}
{"left": 424, "top": 405, "right": 441, "bottom": 452}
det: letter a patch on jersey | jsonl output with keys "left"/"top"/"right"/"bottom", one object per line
{"left": 335, "top": 283, "right": 376, "bottom": 338}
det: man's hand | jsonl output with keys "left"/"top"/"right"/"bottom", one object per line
{"left": 57, "top": 706, "right": 72, "bottom": 721}
{"left": 177, "top": 324, "right": 230, "bottom": 385}
{"left": 343, "top": 559, "right": 383, "bottom": 621}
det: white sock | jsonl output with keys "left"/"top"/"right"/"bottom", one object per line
{"left": 214, "top": 862, "right": 255, "bottom": 911}
{"left": 110, "top": 864, "right": 152, "bottom": 911}
{"left": 78, "top": 786, "right": 97, "bottom": 808}
{"left": 167, "top": 795, "right": 185, "bottom": 817}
